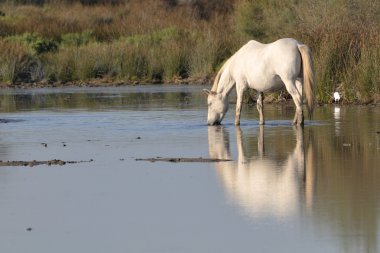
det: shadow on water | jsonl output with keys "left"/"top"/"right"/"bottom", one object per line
{"left": 208, "top": 123, "right": 380, "bottom": 253}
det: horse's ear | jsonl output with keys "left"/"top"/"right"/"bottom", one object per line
{"left": 203, "top": 89, "right": 216, "bottom": 95}
{"left": 203, "top": 89, "right": 211, "bottom": 95}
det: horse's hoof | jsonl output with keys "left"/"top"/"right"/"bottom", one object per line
{"left": 294, "top": 121, "right": 304, "bottom": 126}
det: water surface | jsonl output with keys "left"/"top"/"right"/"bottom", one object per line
{"left": 0, "top": 85, "right": 379, "bottom": 253}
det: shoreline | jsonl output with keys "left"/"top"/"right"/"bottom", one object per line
{"left": 0, "top": 75, "right": 210, "bottom": 89}
{"left": 1, "top": 79, "right": 379, "bottom": 106}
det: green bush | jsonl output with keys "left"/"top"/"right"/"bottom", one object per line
{"left": 5, "top": 33, "right": 58, "bottom": 55}
{"left": 31, "top": 37, "right": 58, "bottom": 54}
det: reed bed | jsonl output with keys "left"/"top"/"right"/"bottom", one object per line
{"left": 0, "top": 0, "right": 379, "bottom": 103}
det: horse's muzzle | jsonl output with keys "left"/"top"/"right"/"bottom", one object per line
{"left": 208, "top": 121, "right": 221, "bottom": 126}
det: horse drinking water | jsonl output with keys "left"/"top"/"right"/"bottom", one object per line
{"left": 204, "top": 38, "right": 315, "bottom": 126}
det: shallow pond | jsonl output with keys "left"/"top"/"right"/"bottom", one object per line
{"left": 0, "top": 85, "right": 379, "bottom": 253}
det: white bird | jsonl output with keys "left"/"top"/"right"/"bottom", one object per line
{"left": 333, "top": 92, "right": 341, "bottom": 103}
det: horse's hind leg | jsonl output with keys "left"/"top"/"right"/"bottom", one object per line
{"left": 283, "top": 79, "right": 304, "bottom": 125}
{"left": 257, "top": 92, "right": 265, "bottom": 125}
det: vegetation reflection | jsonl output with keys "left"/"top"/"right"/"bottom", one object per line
{"left": 0, "top": 90, "right": 199, "bottom": 112}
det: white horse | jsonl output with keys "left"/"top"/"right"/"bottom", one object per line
{"left": 204, "top": 38, "right": 315, "bottom": 126}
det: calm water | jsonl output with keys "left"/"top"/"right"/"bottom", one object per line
{"left": 0, "top": 85, "right": 379, "bottom": 253}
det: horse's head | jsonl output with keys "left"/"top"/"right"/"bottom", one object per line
{"left": 203, "top": 89, "right": 228, "bottom": 125}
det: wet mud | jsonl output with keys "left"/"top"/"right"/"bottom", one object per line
{"left": 136, "top": 157, "right": 233, "bottom": 163}
{"left": 0, "top": 159, "right": 93, "bottom": 167}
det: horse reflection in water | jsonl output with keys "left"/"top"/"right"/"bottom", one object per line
{"left": 208, "top": 126, "right": 315, "bottom": 219}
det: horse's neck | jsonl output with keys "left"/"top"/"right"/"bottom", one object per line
{"left": 217, "top": 77, "right": 235, "bottom": 98}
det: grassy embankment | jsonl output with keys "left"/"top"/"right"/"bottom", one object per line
{"left": 0, "top": 0, "right": 379, "bottom": 103}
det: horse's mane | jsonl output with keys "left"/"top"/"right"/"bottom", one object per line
{"left": 211, "top": 59, "right": 229, "bottom": 92}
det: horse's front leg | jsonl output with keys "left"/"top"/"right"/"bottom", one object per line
{"left": 235, "top": 86, "right": 244, "bottom": 126}
{"left": 257, "top": 92, "right": 265, "bottom": 125}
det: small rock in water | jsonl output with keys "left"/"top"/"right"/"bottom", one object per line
{"left": 26, "top": 227, "right": 32, "bottom": 231}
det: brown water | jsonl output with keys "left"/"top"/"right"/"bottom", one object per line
{"left": 0, "top": 85, "right": 379, "bottom": 253}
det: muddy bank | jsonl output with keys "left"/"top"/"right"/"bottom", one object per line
{"left": 136, "top": 157, "right": 233, "bottom": 163}
{"left": 0, "top": 76, "right": 210, "bottom": 90}
{"left": 0, "top": 159, "right": 93, "bottom": 167}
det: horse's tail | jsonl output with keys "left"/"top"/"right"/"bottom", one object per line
{"left": 298, "top": 44, "right": 315, "bottom": 119}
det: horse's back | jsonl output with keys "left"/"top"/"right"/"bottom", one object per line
{"left": 267, "top": 38, "right": 302, "bottom": 78}
{"left": 267, "top": 38, "right": 301, "bottom": 62}
{"left": 238, "top": 38, "right": 300, "bottom": 58}
{"left": 230, "top": 38, "right": 302, "bottom": 91}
